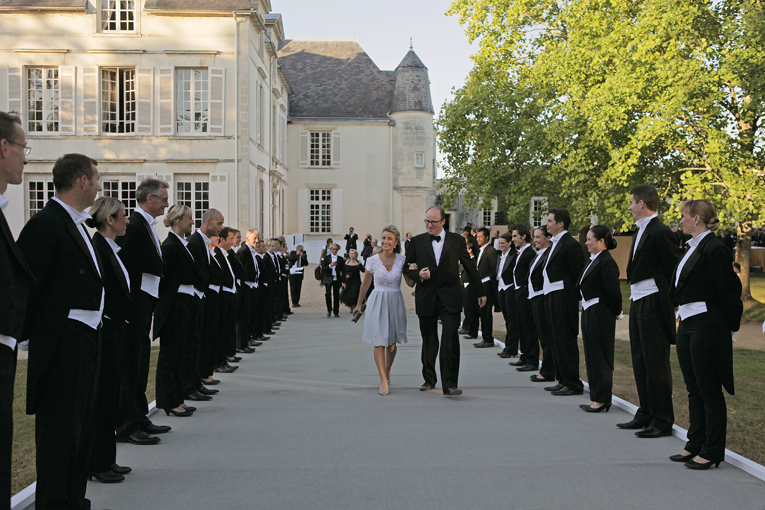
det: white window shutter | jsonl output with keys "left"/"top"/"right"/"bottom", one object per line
{"left": 299, "top": 131, "right": 309, "bottom": 167}
{"left": 209, "top": 67, "right": 225, "bottom": 135}
{"left": 158, "top": 67, "right": 174, "bottom": 135}
{"left": 331, "top": 188, "right": 342, "bottom": 235}
{"left": 209, "top": 173, "right": 228, "bottom": 222}
{"left": 58, "top": 66, "right": 75, "bottom": 134}
{"left": 136, "top": 67, "right": 153, "bottom": 135}
{"left": 7, "top": 66, "right": 23, "bottom": 119}
{"left": 82, "top": 67, "right": 99, "bottom": 134}
{"left": 256, "top": 83, "right": 262, "bottom": 144}
{"left": 297, "top": 187, "right": 308, "bottom": 233}
{"left": 331, "top": 131, "right": 342, "bottom": 168}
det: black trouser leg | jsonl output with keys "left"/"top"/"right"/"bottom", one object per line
{"left": 438, "top": 300, "right": 462, "bottom": 391}
{"left": 581, "top": 305, "right": 615, "bottom": 404}
{"left": 545, "top": 291, "right": 583, "bottom": 392}
{"left": 478, "top": 289, "right": 494, "bottom": 343}
{"left": 290, "top": 276, "right": 303, "bottom": 305}
{"left": 181, "top": 297, "right": 203, "bottom": 396}
{"left": 156, "top": 294, "right": 193, "bottom": 410}
{"left": 503, "top": 288, "right": 519, "bottom": 355}
{"left": 419, "top": 313, "right": 439, "bottom": 387}
{"left": 516, "top": 289, "right": 539, "bottom": 366}
{"left": 199, "top": 292, "right": 220, "bottom": 378}
{"left": 531, "top": 295, "right": 555, "bottom": 379}
{"left": 0, "top": 346, "right": 16, "bottom": 508}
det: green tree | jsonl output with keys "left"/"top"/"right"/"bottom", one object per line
{"left": 445, "top": 0, "right": 765, "bottom": 300}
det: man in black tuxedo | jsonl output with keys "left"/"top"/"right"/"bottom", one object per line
{"left": 262, "top": 240, "right": 281, "bottom": 329}
{"left": 17, "top": 153, "right": 103, "bottom": 510}
{"left": 404, "top": 206, "right": 486, "bottom": 396}
{"left": 187, "top": 209, "right": 227, "bottom": 394}
{"left": 495, "top": 233, "right": 518, "bottom": 358}
{"left": 344, "top": 227, "right": 358, "bottom": 256}
{"left": 542, "top": 208, "right": 586, "bottom": 396}
{"left": 459, "top": 242, "right": 479, "bottom": 339}
{"left": 321, "top": 243, "right": 345, "bottom": 318}
{"left": 619, "top": 184, "right": 682, "bottom": 438}
{"left": 474, "top": 227, "right": 498, "bottom": 348}
{"left": 0, "top": 112, "right": 35, "bottom": 509}
{"left": 116, "top": 178, "right": 170, "bottom": 444}
{"left": 509, "top": 225, "right": 539, "bottom": 371}
{"left": 289, "top": 244, "right": 308, "bottom": 307}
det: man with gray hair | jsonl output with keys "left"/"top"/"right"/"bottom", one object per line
{"left": 116, "top": 177, "right": 170, "bottom": 445}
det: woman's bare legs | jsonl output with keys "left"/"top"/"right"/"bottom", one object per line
{"left": 385, "top": 344, "right": 397, "bottom": 383}
{"left": 374, "top": 346, "right": 388, "bottom": 394}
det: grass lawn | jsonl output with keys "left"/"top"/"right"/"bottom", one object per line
{"left": 492, "top": 330, "right": 765, "bottom": 467}
{"left": 11, "top": 347, "right": 159, "bottom": 496}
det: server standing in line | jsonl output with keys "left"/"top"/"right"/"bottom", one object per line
{"left": 473, "top": 228, "right": 498, "bottom": 348}
{"left": 528, "top": 227, "right": 555, "bottom": 383}
{"left": 495, "top": 233, "right": 518, "bottom": 358}
{"left": 509, "top": 225, "right": 538, "bottom": 372}
{"left": 289, "top": 244, "right": 308, "bottom": 307}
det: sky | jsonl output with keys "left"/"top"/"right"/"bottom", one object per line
{"left": 271, "top": 0, "right": 478, "bottom": 128}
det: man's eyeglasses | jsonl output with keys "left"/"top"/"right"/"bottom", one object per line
{"left": 424, "top": 219, "right": 444, "bottom": 226}
{"left": 150, "top": 194, "right": 169, "bottom": 203}
{"left": 7, "top": 140, "right": 31, "bottom": 155}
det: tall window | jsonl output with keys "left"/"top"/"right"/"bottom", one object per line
{"left": 100, "top": 0, "right": 135, "bottom": 32}
{"left": 259, "top": 178, "right": 265, "bottom": 233}
{"left": 27, "top": 177, "right": 55, "bottom": 219}
{"left": 310, "top": 132, "right": 331, "bottom": 167}
{"left": 101, "top": 68, "right": 135, "bottom": 134}
{"left": 102, "top": 177, "right": 137, "bottom": 216}
{"left": 26, "top": 68, "right": 59, "bottom": 133}
{"left": 309, "top": 189, "right": 331, "bottom": 233}
{"left": 483, "top": 208, "right": 492, "bottom": 227}
{"left": 530, "top": 196, "right": 547, "bottom": 228}
{"left": 175, "top": 175, "right": 209, "bottom": 228}
{"left": 415, "top": 152, "right": 425, "bottom": 168}
{"left": 258, "top": 84, "right": 265, "bottom": 145}
{"left": 176, "top": 68, "right": 208, "bottom": 133}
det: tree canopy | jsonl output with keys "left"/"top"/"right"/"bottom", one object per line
{"left": 439, "top": 0, "right": 765, "bottom": 298}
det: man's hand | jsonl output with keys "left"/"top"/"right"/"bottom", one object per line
{"left": 419, "top": 267, "right": 430, "bottom": 280}
{"left": 478, "top": 296, "right": 487, "bottom": 308}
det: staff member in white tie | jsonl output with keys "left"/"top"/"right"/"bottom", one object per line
{"left": 322, "top": 243, "right": 345, "bottom": 317}
{"left": 289, "top": 244, "right": 309, "bottom": 307}
{"left": 577, "top": 225, "right": 622, "bottom": 413}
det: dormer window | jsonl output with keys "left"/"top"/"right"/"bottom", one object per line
{"left": 100, "top": 0, "right": 136, "bottom": 32}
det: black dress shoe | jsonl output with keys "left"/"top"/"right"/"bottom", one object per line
{"left": 141, "top": 423, "right": 171, "bottom": 435}
{"left": 164, "top": 407, "right": 194, "bottom": 417}
{"left": 685, "top": 458, "right": 722, "bottom": 470}
{"left": 256, "top": 335, "right": 270, "bottom": 340}
{"left": 669, "top": 452, "right": 698, "bottom": 462}
{"left": 202, "top": 378, "right": 220, "bottom": 385}
{"left": 498, "top": 352, "right": 513, "bottom": 358}
{"left": 110, "top": 464, "right": 132, "bottom": 475}
{"left": 293, "top": 303, "right": 301, "bottom": 307}
{"left": 116, "top": 430, "right": 161, "bottom": 445}
{"left": 458, "top": 329, "right": 468, "bottom": 335}
{"left": 273, "top": 321, "right": 283, "bottom": 326}
{"left": 248, "top": 341, "right": 263, "bottom": 347}
{"left": 544, "top": 383, "right": 564, "bottom": 391}
{"left": 420, "top": 383, "right": 434, "bottom": 391}
{"left": 198, "top": 386, "right": 219, "bottom": 395}
{"left": 584, "top": 403, "right": 611, "bottom": 413}
{"left": 225, "top": 363, "right": 239, "bottom": 370}
{"left": 551, "top": 387, "right": 583, "bottom": 396}
{"left": 508, "top": 360, "right": 525, "bottom": 366}
{"left": 182, "top": 406, "right": 197, "bottom": 412}
{"left": 463, "top": 335, "right": 478, "bottom": 339}
{"left": 263, "top": 330, "right": 276, "bottom": 335}
{"left": 238, "top": 347, "right": 256, "bottom": 353}
{"left": 334, "top": 313, "right": 340, "bottom": 318}
{"left": 444, "top": 387, "right": 463, "bottom": 396}
{"left": 327, "top": 312, "right": 332, "bottom": 317}
{"left": 516, "top": 364, "right": 537, "bottom": 372}
{"left": 474, "top": 341, "right": 494, "bottom": 348}
{"left": 635, "top": 426, "right": 671, "bottom": 438}
{"left": 229, "top": 356, "right": 243, "bottom": 362}
{"left": 214, "top": 365, "right": 235, "bottom": 373}
{"left": 186, "top": 391, "right": 213, "bottom": 401}
{"left": 89, "top": 471, "right": 125, "bottom": 483}
{"left": 531, "top": 375, "right": 555, "bottom": 382}
{"left": 616, "top": 419, "right": 648, "bottom": 430}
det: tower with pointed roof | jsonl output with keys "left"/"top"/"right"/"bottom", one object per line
{"left": 390, "top": 45, "right": 437, "bottom": 237}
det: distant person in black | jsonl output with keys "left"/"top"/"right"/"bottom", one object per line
{"left": 344, "top": 227, "right": 358, "bottom": 255}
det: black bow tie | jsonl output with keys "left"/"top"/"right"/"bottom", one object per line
{"left": 430, "top": 234, "right": 441, "bottom": 242}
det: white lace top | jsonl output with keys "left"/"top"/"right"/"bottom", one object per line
{"left": 366, "top": 253, "right": 405, "bottom": 292}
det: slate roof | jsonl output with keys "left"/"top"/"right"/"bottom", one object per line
{"left": 277, "top": 40, "right": 393, "bottom": 119}
{"left": 0, "top": 0, "right": 86, "bottom": 8}
{"left": 144, "top": 0, "right": 253, "bottom": 10}
{"left": 396, "top": 50, "right": 427, "bottom": 70}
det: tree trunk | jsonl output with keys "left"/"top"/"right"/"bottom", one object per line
{"left": 735, "top": 222, "right": 753, "bottom": 302}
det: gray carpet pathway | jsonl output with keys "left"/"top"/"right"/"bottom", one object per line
{"left": 86, "top": 313, "right": 765, "bottom": 510}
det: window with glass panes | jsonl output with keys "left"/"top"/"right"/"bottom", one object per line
{"left": 176, "top": 176, "right": 209, "bottom": 228}
{"left": 176, "top": 68, "right": 209, "bottom": 134}
{"left": 530, "top": 197, "right": 547, "bottom": 227}
{"left": 26, "top": 68, "right": 59, "bottom": 133}
{"left": 27, "top": 178, "right": 55, "bottom": 219}
{"left": 101, "top": 68, "right": 136, "bottom": 134}
{"left": 309, "top": 189, "right": 331, "bottom": 233}
{"left": 102, "top": 178, "right": 137, "bottom": 216}
{"left": 415, "top": 152, "right": 425, "bottom": 168}
{"left": 100, "top": 0, "right": 135, "bottom": 32}
{"left": 483, "top": 208, "right": 492, "bottom": 227}
{"left": 309, "top": 132, "right": 331, "bottom": 167}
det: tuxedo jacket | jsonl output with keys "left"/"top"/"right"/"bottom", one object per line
{"left": 460, "top": 255, "right": 476, "bottom": 285}
{"left": 236, "top": 245, "right": 259, "bottom": 283}
{"left": 256, "top": 253, "right": 272, "bottom": 287}
{"left": 16, "top": 199, "right": 104, "bottom": 413}
{"left": 528, "top": 248, "right": 551, "bottom": 295}
{"left": 577, "top": 250, "right": 622, "bottom": 317}
{"left": 262, "top": 252, "right": 280, "bottom": 285}
{"left": 626, "top": 216, "right": 682, "bottom": 340}
{"left": 116, "top": 210, "right": 163, "bottom": 300}
{"left": 544, "top": 232, "right": 586, "bottom": 295}
{"left": 228, "top": 248, "right": 245, "bottom": 285}
{"left": 214, "top": 247, "right": 235, "bottom": 290}
{"left": 187, "top": 231, "right": 213, "bottom": 293}
{"left": 404, "top": 230, "right": 484, "bottom": 316}
{"left": 0, "top": 207, "right": 35, "bottom": 341}
{"left": 512, "top": 245, "right": 536, "bottom": 293}
{"left": 153, "top": 233, "right": 202, "bottom": 338}
{"left": 476, "top": 244, "right": 498, "bottom": 301}
{"left": 670, "top": 234, "right": 742, "bottom": 394}
{"left": 321, "top": 254, "right": 345, "bottom": 285}
{"left": 92, "top": 232, "right": 132, "bottom": 323}
{"left": 288, "top": 250, "right": 309, "bottom": 280}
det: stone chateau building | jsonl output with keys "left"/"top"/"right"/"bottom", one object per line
{"left": 0, "top": 0, "right": 439, "bottom": 245}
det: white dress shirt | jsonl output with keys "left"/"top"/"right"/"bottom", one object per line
{"left": 513, "top": 244, "right": 531, "bottom": 289}
{"left": 105, "top": 237, "right": 131, "bottom": 293}
{"left": 497, "top": 250, "right": 512, "bottom": 292}
{"left": 431, "top": 231, "right": 444, "bottom": 266}
{"left": 135, "top": 206, "right": 162, "bottom": 298}
{"left": 675, "top": 230, "right": 712, "bottom": 321}
{"left": 221, "top": 250, "right": 236, "bottom": 293}
{"left": 527, "top": 247, "right": 548, "bottom": 299}
{"left": 244, "top": 244, "right": 259, "bottom": 288}
{"left": 476, "top": 243, "right": 491, "bottom": 283}
{"left": 195, "top": 228, "right": 211, "bottom": 263}
{"left": 52, "top": 197, "right": 105, "bottom": 330}
{"left": 542, "top": 230, "right": 568, "bottom": 295}
{"left": 0, "top": 193, "right": 16, "bottom": 350}
{"left": 629, "top": 214, "right": 660, "bottom": 301}
{"left": 330, "top": 254, "right": 338, "bottom": 280}
{"left": 170, "top": 231, "right": 198, "bottom": 297}
{"left": 579, "top": 251, "right": 602, "bottom": 310}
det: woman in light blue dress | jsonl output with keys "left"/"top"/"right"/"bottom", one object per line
{"left": 354, "top": 224, "right": 408, "bottom": 395}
